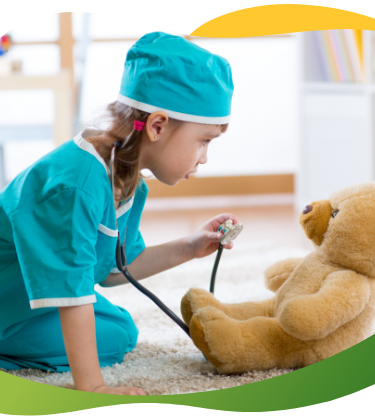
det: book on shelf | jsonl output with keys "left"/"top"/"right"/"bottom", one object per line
{"left": 311, "top": 29, "right": 364, "bottom": 83}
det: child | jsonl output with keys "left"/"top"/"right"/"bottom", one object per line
{"left": 0, "top": 32, "right": 236, "bottom": 395}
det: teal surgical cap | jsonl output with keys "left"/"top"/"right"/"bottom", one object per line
{"left": 118, "top": 32, "right": 233, "bottom": 124}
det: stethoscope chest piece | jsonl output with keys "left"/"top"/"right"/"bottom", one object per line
{"left": 218, "top": 220, "right": 243, "bottom": 245}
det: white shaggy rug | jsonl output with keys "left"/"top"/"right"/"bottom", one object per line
{"left": 3, "top": 241, "right": 311, "bottom": 395}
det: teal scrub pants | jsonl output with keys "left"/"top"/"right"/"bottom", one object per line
{"left": 0, "top": 292, "right": 138, "bottom": 372}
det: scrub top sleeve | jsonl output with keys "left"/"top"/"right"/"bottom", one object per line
{"left": 11, "top": 188, "right": 102, "bottom": 309}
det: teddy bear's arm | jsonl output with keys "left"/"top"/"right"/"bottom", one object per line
{"left": 264, "top": 258, "right": 304, "bottom": 292}
{"left": 278, "top": 270, "right": 370, "bottom": 341}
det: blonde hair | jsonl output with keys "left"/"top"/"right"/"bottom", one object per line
{"left": 82, "top": 100, "right": 228, "bottom": 201}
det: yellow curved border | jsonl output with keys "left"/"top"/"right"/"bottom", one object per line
{"left": 190, "top": 4, "right": 375, "bottom": 37}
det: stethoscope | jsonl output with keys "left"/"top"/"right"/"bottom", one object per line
{"left": 110, "top": 142, "right": 243, "bottom": 338}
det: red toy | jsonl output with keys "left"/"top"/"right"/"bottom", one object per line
{"left": 0, "top": 34, "right": 12, "bottom": 56}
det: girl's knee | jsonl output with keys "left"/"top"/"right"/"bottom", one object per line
{"left": 122, "top": 319, "right": 139, "bottom": 351}
{"left": 96, "top": 321, "right": 138, "bottom": 366}
{"left": 112, "top": 308, "right": 139, "bottom": 351}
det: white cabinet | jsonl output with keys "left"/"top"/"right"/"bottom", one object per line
{"left": 295, "top": 31, "right": 375, "bottom": 211}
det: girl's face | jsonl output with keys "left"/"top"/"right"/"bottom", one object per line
{"left": 141, "top": 113, "right": 223, "bottom": 186}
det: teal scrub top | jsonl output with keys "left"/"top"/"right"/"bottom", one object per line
{"left": 0, "top": 132, "right": 148, "bottom": 339}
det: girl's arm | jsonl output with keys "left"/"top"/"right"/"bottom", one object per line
{"left": 101, "top": 237, "right": 192, "bottom": 287}
{"left": 100, "top": 213, "right": 238, "bottom": 287}
{"left": 58, "top": 304, "right": 145, "bottom": 395}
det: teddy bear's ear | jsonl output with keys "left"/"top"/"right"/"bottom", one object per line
{"left": 300, "top": 200, "right": 332, "bottom": 246}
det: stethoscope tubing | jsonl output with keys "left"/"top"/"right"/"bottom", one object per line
{"left": 209, "top": 244, "right": 223, "bottom": 294}
{"left": 116, "top": 235, "right": 191, "bottom": 337}
{"left": 115, "top": 234, "right": 224, "bottom": 339}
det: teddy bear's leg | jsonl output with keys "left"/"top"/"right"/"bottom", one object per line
{"left": 181, "top": 288, "right": 273, "bottom": 326}
{"left": 264, "top": 258, "right": 304, "bottom": 292}
{"left": 190, "top": 306, "right": 317, "bottom": 374}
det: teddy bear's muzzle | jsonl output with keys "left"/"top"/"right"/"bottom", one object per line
{"left": 300, "top": 199, "right": 332, "bottom": 246}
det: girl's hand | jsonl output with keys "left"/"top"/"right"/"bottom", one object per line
{"left": 92, "top": 385, "right": 146, "bottom": 395}
{"left": 186, "top": 213, "right": 239, "bottom": 259}
{"left": 59, "top": 305, "right": 147, "bottom": 397}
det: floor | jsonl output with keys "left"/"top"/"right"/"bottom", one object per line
{"left": 140, "top": 203, "right": 314, "bottom": 252}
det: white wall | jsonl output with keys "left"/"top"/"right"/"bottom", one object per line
{"left": 192, "top": 37, "right": 298, "bottom": 177}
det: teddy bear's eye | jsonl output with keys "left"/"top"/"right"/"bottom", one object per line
{"left": 332, "top": 210, "right": 339, "bottom": 218}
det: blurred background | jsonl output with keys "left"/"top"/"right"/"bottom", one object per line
{"left": 2, "top": 13, "right": 373, "bottom": 252}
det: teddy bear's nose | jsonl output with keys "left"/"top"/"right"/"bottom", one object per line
{"left": 303, "top": 205, "right": 313, "bottom": 215}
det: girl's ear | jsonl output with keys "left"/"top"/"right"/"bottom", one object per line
{"left": 146, "top": 111, "right": 169, "bottom": 142}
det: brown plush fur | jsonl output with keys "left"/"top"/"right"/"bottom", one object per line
{"left": 181, "top": 182, "right": 375, "bottom": 374}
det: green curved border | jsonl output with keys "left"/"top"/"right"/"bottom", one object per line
{"left": 2, "top": 4, "right": 375, "bottom": 415}
{"left": 1, "top": 333, "right": 375, "bottom": 415}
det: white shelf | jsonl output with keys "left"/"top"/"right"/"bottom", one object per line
{"left": 302, "top": 82, "right": 370, "bottom": 94}
{"left": 295, "top": 30, "right": 375, "bottom": 212}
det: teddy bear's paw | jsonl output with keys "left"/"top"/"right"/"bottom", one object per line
{"left": 189, "top": 311, "right": 224, "bottom": 369}
{"left": 181, "top": 288, "right": 222, "bottom": 326}
{"left": 190, "top": 306, "right": 244, "bottom": 371}
{"left": 264, "top": 258, "right": 303, "bottom": 292}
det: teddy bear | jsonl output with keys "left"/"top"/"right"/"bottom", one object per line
{"left": 181, "top": 182, "right": 375, "bottom": 374}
